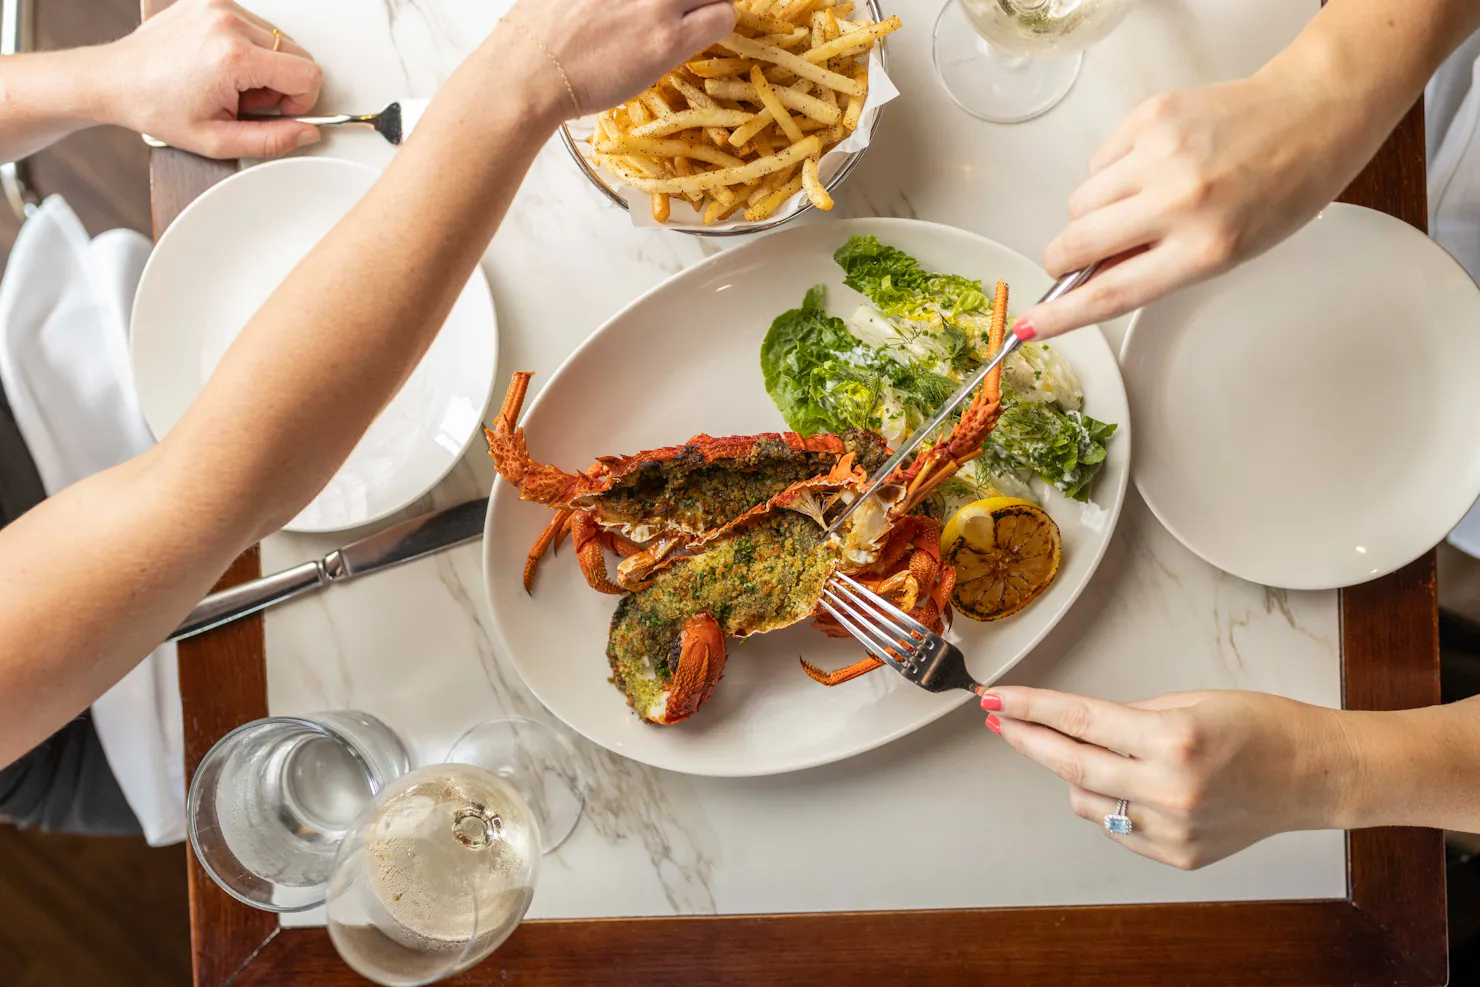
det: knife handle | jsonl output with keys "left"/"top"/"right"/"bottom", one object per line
{"left": 168, "top": 561, "right": 328, "bottom": 643}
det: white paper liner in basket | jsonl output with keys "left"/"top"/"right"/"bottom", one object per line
{"left": 567, "top": 50, "right": 898, "bottom": 233}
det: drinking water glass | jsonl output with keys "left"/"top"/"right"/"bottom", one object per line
{"left": 325, "top": 717, "right": 587, "bottom": 986}
{"left": 933, "top": 0, "right": 1138, "bottom": 123}
{"left": 188, "top": 711, "right": 410, "bottom": 912}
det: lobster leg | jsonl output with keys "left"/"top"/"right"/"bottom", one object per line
{"left": 524, "top": 509, "right": 576, "bottom": 593}
{"left": 572, "top": 511, "right": 626, "bottom": 595}
{"left": 800, "top": 654, "right": 885, "bottom": 686}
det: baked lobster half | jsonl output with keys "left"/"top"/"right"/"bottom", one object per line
{"left": 486, "top": 280, "right": 1011, "bottom": 724}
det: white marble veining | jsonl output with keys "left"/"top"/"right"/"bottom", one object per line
{"left": 240, "top": 0, "right": 1344, "bottom": 921}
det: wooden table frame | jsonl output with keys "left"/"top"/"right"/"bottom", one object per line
{"left": 148, "top": 1, "right": 1444, "bottom": 981}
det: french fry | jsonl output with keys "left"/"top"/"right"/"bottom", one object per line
{"left": 615, "top": 136, "right": 820, "bottom": 194}
{"left": 842, "top": 67, "right": 868, "bottom": 130}
{"left": 750, "top": 66, "right": 806, "bottom": 143}
{"left": 631, "top": 108, "right": 752, "bottom": 139}
{"left": 728, "top": 107, "right": 776, "bottom": 148}
{"left": 817, "top": 83, "right": 844, "bottom": 143}
{"left": 666, "top": 73, "right": 736, "bottom": 147}
{"left": 594, "top": 134, "right": 748, "bottom": 168}
{"left": 626, "top": 99, "right": 652, "bottom": 127}
{"left": 811, "top": 10, "right": 827, "bottom": 47}
{"left": 804, "top": 16, "right": 901, "bottom": 62}
{"left": 775, "top": 0, "right": 818, "bottom": 24}
{"left": 801, "top": 157, "right": 832, "bottom": 210}
{"left": 758, "top": 28, "right": 811, "bottom": 49}
{"left": 686, "top": 57, "right": 757, "bottom": 78}
{"left": 640, "top": 89, "right": 674, "bottom": 118}
{"left": 824, "top": 9, "right": 841, "bottom": 42}
{"left": 751, "top": 0, "right": 778, "bottom": 12}
{"left": 703, "top": 195, "right": 746, "bottom": 225}
{"left": 719, "top": 34, "right": 865, "bottom": 96}
{"left": 834, "top": 2, "right": 854, "bottom": 16}
{"left": 703, "top": 78, "right": 842, "bottom": 124}
{"left": 672, "top": 157, "right": 704, "bottom": 205}
{"left": 745, "top": 171, "right": 805, "bottom": 221}
{"left": 652, "top": 192, "right": 671, "bottom": 223}
{"left": 735, "top": 9, "right": 795, "bottom": 34}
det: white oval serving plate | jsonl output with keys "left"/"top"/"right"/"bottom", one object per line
{"left": 484, "top": 217, "right": 1130, "bottom": 776}
{"left": 1121, "top": 203, "right": 1480, "bottom": 590}
{"left": 131, "top": 156, "right": 497, "bottom": 533}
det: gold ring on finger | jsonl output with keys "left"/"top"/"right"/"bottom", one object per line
{"left": 272, "top": 29, "right": 283, "bottom": 52}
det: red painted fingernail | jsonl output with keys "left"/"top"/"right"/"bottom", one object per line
{"left": 985, "top": 714, "right": 1002, "bottom": 735}
{"left": 1012, "top": 318, "right": 1037, "bottom": 341}
{"left": 979, "top": 692, "right": 1002, "bottom": 711}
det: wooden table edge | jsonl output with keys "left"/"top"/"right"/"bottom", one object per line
{"left": 142, "top": 0, "right": 1443, "bottom": 973}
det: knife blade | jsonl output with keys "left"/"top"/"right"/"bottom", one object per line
{"left": 824, "top": 260, "right": 1104, "bottom": 537}
{"left": 169, "top": 497, "right": 488, "bottom": 642}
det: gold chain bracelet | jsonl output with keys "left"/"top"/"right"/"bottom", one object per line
{"left": 501, "top": 17, "right": 582, "bottom": 118}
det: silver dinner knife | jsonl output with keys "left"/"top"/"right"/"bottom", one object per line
{"left": 824, "top": 261, "right": 1104, "bottom": 537}
{"left": 169, "top": 497, "right": 488, "bottom": 642}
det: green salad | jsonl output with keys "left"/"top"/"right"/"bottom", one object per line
{"left": 760, "top": 235, "right": 1116, "bottom": 505}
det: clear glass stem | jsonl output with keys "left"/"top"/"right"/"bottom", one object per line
{"left": 932, "top": 0, "right": 1083, "bottom": 123}
{"left": 445, "top": 717, "right": 587, "bottom": 853}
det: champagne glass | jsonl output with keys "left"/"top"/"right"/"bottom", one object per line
{"left": 933, "top": 0, "right": 1137, "bottom": 123}
{"left": 325, "top": 717, "right": 587, "bottom": 986}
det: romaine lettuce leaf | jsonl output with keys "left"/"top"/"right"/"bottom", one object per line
{"left": 760, "top": 241, "right": 1119, "bottom": 501}
{"left": 761, "top": 285, "right": 881, "bottom": 435}
{"left": 984, "top": 400, "right": 1116, "bottom": 501}
{"left": 833, "top": 235, "right": 991, "bottom": 372}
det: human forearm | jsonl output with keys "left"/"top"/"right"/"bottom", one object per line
{"left": 1256, "top": 0, "right": 1480, "bottom": 199}
{"left": 1329, "top": 697, "right": 1480, "bottom": 832}
{"left": 0, "top": 49, "right": 116, "bottom": 162}
{"left": 163, "top": 27, "right": 563, "bottom": 539}
{"left": 0, "top": 0, "right": 733, "bottom": 766}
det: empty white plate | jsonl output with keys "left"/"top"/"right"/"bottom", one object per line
{"left": 131, "top": 157, "right": 497, "bottom": 532}
{"left": 1121, "top": 203, "right": 1480, "bottom": 589}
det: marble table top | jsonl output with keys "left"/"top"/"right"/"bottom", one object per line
{"left": 236, "top": 0, "right": 1345, "bottom": 922}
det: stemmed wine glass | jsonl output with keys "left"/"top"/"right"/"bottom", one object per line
{"left": 933, "top": 0, "right": 1138, "bottom": 123}
{"left": 324, "top": 717, "right": 587, "bottom": 986}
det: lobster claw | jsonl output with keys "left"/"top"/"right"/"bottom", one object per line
{"left": 647, "top": 613, "right": 727, "bottom": 724}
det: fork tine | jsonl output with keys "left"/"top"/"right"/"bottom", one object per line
{"left": 819, "top": 598, "right": 909, "bottom": 673}
{"left": 822, "top": 587, "right": 920, "bottom": 664}
{"left": 834, "top": 571, "right": 934, "bottom": 638}
{"left": 828, "top": 576, "right": 923, "bottom": 644}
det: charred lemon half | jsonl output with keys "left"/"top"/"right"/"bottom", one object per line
{"left": 942, "top": 497, "right": 1061, "bottom": 622}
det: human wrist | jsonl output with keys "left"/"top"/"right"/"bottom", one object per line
{"left": 1279, "top": 705, "right": 1366, "bottom": 832}
{"left": 1316, "top": 708, "right": 1443, "bottom": 831}
{"left": 1256, "top": 27, "right": 1403, "bottom": 182}
{"left": 0, "top": 49, "right": 116, "bottom": 129}
{"left": 475, "top": 22, "right": 575, "bottom": 127}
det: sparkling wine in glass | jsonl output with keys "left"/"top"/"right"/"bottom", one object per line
{"left": 326, "top": 717, "right": 586, "bottom": 986}
{"left": 933, "top": 0, "right": 1136, "bottom": 123}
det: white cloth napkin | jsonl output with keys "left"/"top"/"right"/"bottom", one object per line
{"left": 0, "top": 195, "right": 184, "bottom": 845}
{"left": 1429, "top": 31, "right": 1480, "bottom": 557}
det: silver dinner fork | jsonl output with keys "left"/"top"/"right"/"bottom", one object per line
{"left": 820, "top": 572, "right": 984, "bottom": 695}
{"left": 142, "top": 100, "right": 428, "bottom": 149}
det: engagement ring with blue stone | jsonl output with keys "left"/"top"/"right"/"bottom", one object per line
{"left": 1104, "top": 799, "right": 1133, "bottom": 836}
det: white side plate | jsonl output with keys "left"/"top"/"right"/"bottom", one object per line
{"left": 131, "top": 157, "right": 497, "bottom": 533}
{"left": 1121, "top": 202, "right": 1480, "bottom": 589}
{"left": 483, "top": 217, "right": 1130, "bottom": 776}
